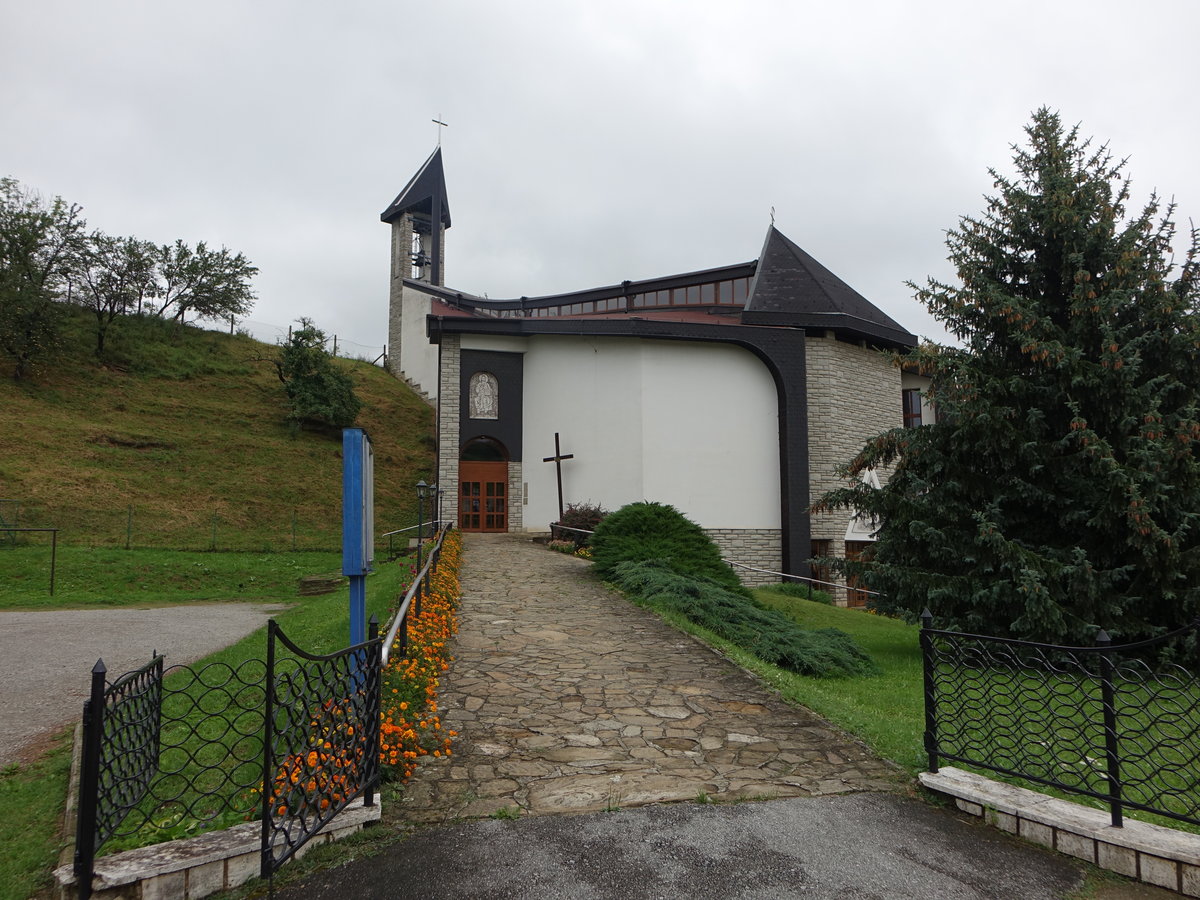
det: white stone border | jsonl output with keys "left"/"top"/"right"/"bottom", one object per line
{"left": 921, "top": 767, "right": 1200, "bottom": 895}
{"left": 54, "top": 799, "right": 380, "bottom": 900}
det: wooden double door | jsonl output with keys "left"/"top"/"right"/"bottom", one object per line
{"left": 459, "top": 461, "right": 508, "bottom": 532}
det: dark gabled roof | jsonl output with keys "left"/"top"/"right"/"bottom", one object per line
{"left": 743, "top": 227, "right": 915, "bottom": 348}
{"left": 380, "top": 147, "right": 451, "bottom": 227}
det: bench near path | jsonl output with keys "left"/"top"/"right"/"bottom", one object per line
{"left": 395, "top": 533, "right": 903, "bottom": 823}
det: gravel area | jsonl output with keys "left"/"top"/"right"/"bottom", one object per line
{"left": 0, "top": 603, "right": 288, "bottom": 767}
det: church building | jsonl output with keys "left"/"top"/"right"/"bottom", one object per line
{"left": 383, "top": 148, "right": 932, "bottom": 597}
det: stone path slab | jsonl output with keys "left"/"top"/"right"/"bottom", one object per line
{"left": 393, "top": 533, "right": 901, "bottom": 824}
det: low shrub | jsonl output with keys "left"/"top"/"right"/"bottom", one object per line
{"left": 610, "top": 559, "right": 877, "bottom": 678}
{"left": 590, "top": 501, "right": 746, "bottom": 595}
{"left": 552, "top": 501, "right": 609, "bottom": 548}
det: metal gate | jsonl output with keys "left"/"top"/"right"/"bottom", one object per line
{"left": 260, "top": 619, "right": 382, "bottom": 879}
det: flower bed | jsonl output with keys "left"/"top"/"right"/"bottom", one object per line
{"left": 379, "top": 530, "right": 462, "bottom": 779}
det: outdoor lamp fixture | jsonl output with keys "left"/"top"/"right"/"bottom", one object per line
{"left": 416, "top": 480, "right": 428, "bottom": 569}
{"left": 426, "top": 483, "right": 439, "bottom": 531}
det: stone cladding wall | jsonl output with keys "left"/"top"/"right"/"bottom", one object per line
{"left": 437, "top": 335, "right": 461, "bottom": 528}
{"left": 507, "top": 461, "right": 523, "bottom": 532}
{"left": 804, "top": 334, "right": 902, "bottom": 604}
{"left": 387, "top": 217, "right": 414, "bottom": 381}
{"left": 704, "top": 528, "right": 783, "bottom": 587}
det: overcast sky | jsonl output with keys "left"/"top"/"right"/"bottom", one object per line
{"left": 4, "top": 0, "right": 1198, "bottom": 355}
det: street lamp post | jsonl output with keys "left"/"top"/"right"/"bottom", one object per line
{"left": 416, "top": 480, "right": 428, "bottom": 571}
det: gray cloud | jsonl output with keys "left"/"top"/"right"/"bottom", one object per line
{"left": 4, "top": 0, "right": 1197, "bottom": 351}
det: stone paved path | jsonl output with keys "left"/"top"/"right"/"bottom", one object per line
{"left": 393, "top": 533, "right": 902, "bottom": 823}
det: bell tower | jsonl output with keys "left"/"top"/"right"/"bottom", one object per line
{"left": 381, "top": 148, "right": 451, "bottom": 386}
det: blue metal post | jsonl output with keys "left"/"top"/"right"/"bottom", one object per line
{"left": 343, "top": 429, "right": 369, "bottom": 646}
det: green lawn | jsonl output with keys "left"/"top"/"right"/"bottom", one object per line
{"left": 0, "top": 546, "right": 345, "bottom": 609}
{"left": 0, "top": 552, "right": 414, "bottom": 900}
{"left": 752, "top": 590, "right": 926, "bottom": 769}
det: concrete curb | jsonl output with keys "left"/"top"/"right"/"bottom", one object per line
{"left": 921, "top": 767, "right": 1200, "bottom": 895}
{"left": 53, "top": 798, "right": 381, "bottom": 900}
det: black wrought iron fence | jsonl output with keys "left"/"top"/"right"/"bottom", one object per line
{"left": 75, "top": 656, "right": 164, "bottom": 895}
{"left": 921, "top": 612, "right": 1200, "bottom": 828}
{"left": 260, "top": 619, "right": 381, "bottom": 879}
{"left": 73, "top": 621, "right": 383, "bottom": 899}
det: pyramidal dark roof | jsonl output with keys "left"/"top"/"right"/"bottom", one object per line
{"left": 380, "top": 147, "right": 451, "bottom": 227}
{"left": 743, "top": 227, "right": 915, "bottom": 347}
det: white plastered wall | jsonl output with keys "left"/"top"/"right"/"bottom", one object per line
{"left": 901, "top": 370, "right": 936, "bottom": 425}
{"left": 518, "top": 336, "right": 780, "bottom": 533}
{"left": 397, "top": 285, "right": 440, "bottom": 399}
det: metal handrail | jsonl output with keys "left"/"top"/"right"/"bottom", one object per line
{"left": 380, "top": 524, "right": 450, "bottom": 666}
{"left": 380, "top": 520, "right": 441, "bottom": 538}
{"left": 549, "top": 523, "right": 594, "bottom": 536}
{"left": 722, "top": 559, "right": 884, "bottom": 598}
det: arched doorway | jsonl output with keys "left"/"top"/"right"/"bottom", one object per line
{"left": 459, "top": 437, "right": 509, "bottom": 532}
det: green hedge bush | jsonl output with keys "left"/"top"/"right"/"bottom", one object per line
{"left": 590, "top": 501, "right": 746, "bottom": 595}
{"left": 610, "top": 560, "right": 878, "bottom": 677}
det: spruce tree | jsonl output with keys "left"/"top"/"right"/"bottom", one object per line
{"left": 819, "top": 109, "right": 1200, "bottom": 644}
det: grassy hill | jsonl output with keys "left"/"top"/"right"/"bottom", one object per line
{"left": 0, "top": 307, "right": 435, "bottom": 551}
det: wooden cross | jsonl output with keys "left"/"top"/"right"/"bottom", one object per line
{"left": 542, "top": 432, "right": 575, "bottom": 522}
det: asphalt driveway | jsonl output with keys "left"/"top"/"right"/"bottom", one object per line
{"left": 0, "top": 603, "right": 287, "bottom": 767}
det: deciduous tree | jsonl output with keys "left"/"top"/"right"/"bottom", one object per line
{"left": 271, "top": 318, "right": 361, "bottom": 431}
{"left": 818, "top": 109, "right": 1200, "bottom": 644}
{"left": 73, "top": 233, "right": 157, "bottom": 354}
{"left": 0, "top": 178, "right": 84, "bottom": 378}
{"left": 152, "top": 239, "right": 256, "bottom": 324}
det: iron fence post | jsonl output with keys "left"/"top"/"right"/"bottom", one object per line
{"left": 365, "top": 615, "right": 379, "bottom": 809}
{"left": 50, "top": 529, "right": 57, "bottom": 596}
{"left": 919, "top": 609, "right": 939, "bottom": 773}
{"left": 74, "top": 659, "right": 106, "bottom": 900}
{"left": 1096, "top": 629, "right": 1123, "bottom": 827}
{"left": 260, "top": 620, "right": 277, "bottom": 879}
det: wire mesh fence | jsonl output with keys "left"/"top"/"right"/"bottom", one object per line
{"left": 74, "top": 621, "right": 382, "bottom": 897}
{"left": 2, "top": 501, "right": 420, "bottom": 552}
{"left": 921, "top": 614, "right": 1200, "bottom": 828}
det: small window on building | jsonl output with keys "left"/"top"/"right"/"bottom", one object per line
{"left": 902, "top": 388, "right": 923, "bottom": 428}
{"left": 469, "top": 371, "right": 499, "bottom": 419}
{"left": 732, "top": 277, "right": 749, "bottom": 305}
